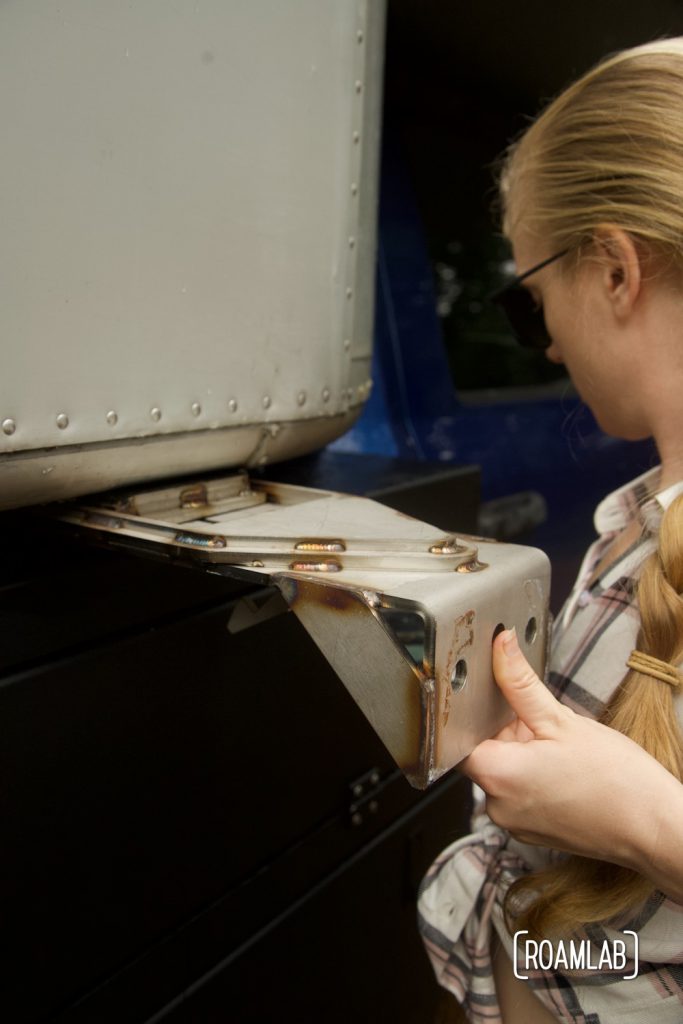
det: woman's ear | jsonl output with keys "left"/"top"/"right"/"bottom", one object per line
{"left": 593, "top": 226, "right": 642, "bottom": 317}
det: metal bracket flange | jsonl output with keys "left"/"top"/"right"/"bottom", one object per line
{"left": 52, "top": 473, "right": 551, "bottom": 788}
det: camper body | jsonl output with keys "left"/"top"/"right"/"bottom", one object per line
{"left": 1, "top": 0, "right": 382, "bottom": 507}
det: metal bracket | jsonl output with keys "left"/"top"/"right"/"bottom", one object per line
{"left": 52, "top": 472, "right": 551, "bottom": 789}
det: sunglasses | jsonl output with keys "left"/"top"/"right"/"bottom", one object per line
{"left": 491, "top": 249, "right": 568, "bottom": 350}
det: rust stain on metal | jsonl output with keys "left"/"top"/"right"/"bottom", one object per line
{"left": 180, "top": 483, "right": 208, "bottom": 509}
{"left": 443, "top": 609, "right": 476, "bottom": 727}
{"left": 285, "top": 578, "right": 361, "bottom": 613}
{"left": 451, "top": 609, "right": 475, "bottom": 658}
{"left": 252, "top": 481, "right": 286, "bottom": 504}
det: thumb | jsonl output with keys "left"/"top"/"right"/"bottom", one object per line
{"left": 492, "top": 628, "right": 563, "bottom": 735}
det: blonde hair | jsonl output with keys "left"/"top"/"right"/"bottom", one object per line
{"left": 499, "top": 40, "right": 683, "bottom": 938}
{"left": 501, "top": 38, "right": 683, "bottom": 269}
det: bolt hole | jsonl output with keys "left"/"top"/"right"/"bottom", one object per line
{"left": 492, "top": 622, "right": 506, "bottom": 643}
{"left": 525, "top": 617, "right": 538, "bottom": 645}
{"left": 451, "top": 659, "right": 468, "bottom": 693}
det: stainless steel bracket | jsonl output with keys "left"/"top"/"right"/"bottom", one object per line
{"left": 54, "top": 472, "right": 551, "bottom": 788}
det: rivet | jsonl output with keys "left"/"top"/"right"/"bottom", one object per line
{"left": 350, "top": 182, "right": 358, "bottom": 195}
{"left": 346, "top": 287, "right": 353, "bottom": 299}
{"left": 343, "top": 338, "right": 351, "bottom": 351}
{"left": 150, "top": 407, "right": 162, "bottom": 422}
{"left": 2, "top": 418, "right": 16, "bottom": 436}
{"left": 351, "top": 812, "right": 363, "bottom": 827}
{"left": 352, "top": 783, "right": 363, "bottom": 798}
{"left": 262, "top": 395, "right": 271, "bottom": 409}
{"left": 228, "top": 398, "right": 238, "bottom": 413}
{"left": 106, "top": 410, "right": 118, "bottom": 426}
{"left": 355, "top": 80, "right": 363, "bottom": 93}
{"left": 369, "top": 770, "right": 380, "bottom": 786}
{"left": 357, "top": 29, "right": 364, "bottom": 43}
{"left": 352, "top": 131, "right": 360, "bottom": 144}
{"left": 349, "top": 236, "right": 356, "bottom": 248}
{"left": 297, "top": 390, "right": 307, "bottom": 406}
{"left": 322, "top": 387, "right": 330, "bottom": 402}
{"left": 191, "top": 402, "right": 201, "bottom": 417}
{"left": 368, "top": 800, "right": 379, "bottom": 814}
{"left": 56, "top": 413, "right": 69, "bottom": 430}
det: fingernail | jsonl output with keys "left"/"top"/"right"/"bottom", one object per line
{"left": 502, "top": 627, "right": 519, "bottom": 657}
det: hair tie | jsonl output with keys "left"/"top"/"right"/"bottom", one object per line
{"left": 626, "top": 650, "right": 682, "bottom": 688}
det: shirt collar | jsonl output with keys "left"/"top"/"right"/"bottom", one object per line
{"left": 593, "top": 466, "right": 683, "bottom": 537}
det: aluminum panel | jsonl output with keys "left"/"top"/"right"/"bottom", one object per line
{"left": 0, "top": 0, "right": 386, "bottom": 507}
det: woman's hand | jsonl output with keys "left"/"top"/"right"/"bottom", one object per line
{"left": 460, "top": 629, "right": 683, "bottom": 902}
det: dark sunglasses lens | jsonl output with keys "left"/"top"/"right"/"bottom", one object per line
{"left": 494, "top": 287, "right": 550, "bottom": 351}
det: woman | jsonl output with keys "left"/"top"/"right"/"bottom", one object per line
{"left": 418, "top": 38, "right": 683, "bottom": 1023}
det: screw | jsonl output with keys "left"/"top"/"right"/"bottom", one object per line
{"left": 369, "top": 770, "right": 380, "bottom": 786}
{"left": 352, "top": 783, "right": 364, "bottom": 798}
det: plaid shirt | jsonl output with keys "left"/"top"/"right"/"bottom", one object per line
{"left": 418, "top": 467, "right": 683, "bottom": 1023}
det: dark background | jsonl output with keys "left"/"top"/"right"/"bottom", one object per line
{"left": 384, "top": 0, "right": 683, "bottom": 391}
